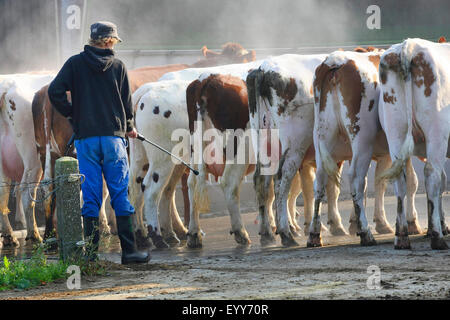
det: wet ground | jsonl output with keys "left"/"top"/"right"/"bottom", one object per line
{"left": 0, "top": 193, "right": 449, "bottom": 300}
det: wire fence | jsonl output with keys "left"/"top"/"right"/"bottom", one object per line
{"left": 0, "top": 174, "right": 85, "bottom": 204}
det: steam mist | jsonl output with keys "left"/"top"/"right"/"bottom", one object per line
{"left": 0, "top": 0, "right": 449, "bottom": 73}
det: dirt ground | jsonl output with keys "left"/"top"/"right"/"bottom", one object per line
{"left": 1, "top": 193, "right": 449, "bottom": 300}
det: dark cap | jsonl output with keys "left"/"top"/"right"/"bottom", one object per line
{"left": 90, "top": 21, "right": 122, "bottom": 42}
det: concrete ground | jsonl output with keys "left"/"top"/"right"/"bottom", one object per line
{"left": 0, "top": 193, "right": 449, "bottom": 300}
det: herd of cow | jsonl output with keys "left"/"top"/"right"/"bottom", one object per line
{"left": 0, "top": 38, "right": 448, "bottom": 254}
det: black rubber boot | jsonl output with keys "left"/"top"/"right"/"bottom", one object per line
{"left": 116, "top": 215, "right": 150, "bottom": 264}
{"left": 83, "top": 216, "right": 100, "bottom": 262}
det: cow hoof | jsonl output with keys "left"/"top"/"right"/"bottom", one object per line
{"left": 25, "top": 233, "right": 43, "bottom": 244}
{"left": 175, "top": 230, "right": 188, "bottom": 241}
{"left": 147, "top": 227, "right": 169, "bottom": 250}
{"left": 375, "top": 220, "right": 394, "bottom": 234}
{"left": 231, "top": 229, "right": 251, "bottom": 246}
{"left": 151, "top": 235, "right": 169, "bottom": 250}
{"left": 394, "top": 234, "right": 411, "bottom": 250}
{"left": 306, "top": 232, "right": 323, "bottom": 247}
{"left": 164, "top": 233, "right": 181, "bottom": 247}
{"left": 330, "top": 223, "right": 348, "bottom": 236}
{"left": 280, "top": 231, "right": 299, "bottom": 247}
{"left": 441, "top": 223, "right": 450, "bottom": 236}
{"left": 431, "top": 233, "right": 449, "bottom": 250}
{"left": 259, "top": 231, "right": 276, "bottom": 247}
{"left": 187, "top": 232, "right": 203, "bottom": 249}
{"left": 358, "top": 230, "right": 377, "bottom": 246}
{"left": 2, "top": 235, "right": 20, "bottom": 247}
{"left": 289, "top": 226, "right": 302, "bottom": 238}
{"left": 135, "top": 230, "right": 153, "bottom": 249}
{"left": 349, "top": 220, "right": 359, "bottom": 236}
{"left": 407, "top": 220, "right": 422, "bottom": 235}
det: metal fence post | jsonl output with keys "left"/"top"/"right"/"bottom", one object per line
{"left": 55, "top": 156, "right": 83, "bottom": 262}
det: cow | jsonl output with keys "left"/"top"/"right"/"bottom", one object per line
{"left": 378, "top": 38, "right": 450, "bottom": 250}
{"left": 0, "top": 73, "right": 55, "bottom": 246}
{"left": 31, "top": 87, "right": 114, "bottom": 239}
{"left": 129, "top": 59, "right": 264, "bottom": 249}
{"left": 186, "top": 73, "right": 301, "bottom": 248}
{"left": 245, "top": 54, "right": 349, "bottom": 247}
{"left": 310, "top": 50, "right": 422, "bottom": 247}
{"left": 32, "top": 42, "right": 256, "bottom": 246}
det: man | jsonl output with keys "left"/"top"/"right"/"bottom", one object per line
{"left": 48, "top": 21, "right": 150, "bottom": 264}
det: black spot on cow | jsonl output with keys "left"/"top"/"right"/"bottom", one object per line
{"left": 163, "top": 110, "right": 172, "bottom": 118}
{"left": 142, "top": 163, "right": 149, "bottom": 171}
{"left": 9, "top": 100, "right": 16, "bottom": 111}
{"left": 140, "top": 103, "right": 144, "bottom": 110}
{"left": 136, "top": 176, "right": 143, "bottom": 184}
{"left": 141, "top": 183, "right": 146, "bottom": 193}
{"left": 153, "top": 106, "right": 160, "bottom": 114}
{"left": 153, "top": 172, "right": 159, "bottom": 183}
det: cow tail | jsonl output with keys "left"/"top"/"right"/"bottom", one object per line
{"left": 379, "top": 41, "right": 415, "bottom": 182}
{"left": 314, "top": 63, "right": 341, "bottom": 187}
{"left": 192, "top": 95, "right": 210, "bottom": 213}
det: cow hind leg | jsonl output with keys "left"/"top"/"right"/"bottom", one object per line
{"left": 159, "top": 165, "right": 187, "bottom": 246}
{"left": 439, "top": 170, "right": 449, "bottom": 235}
{"left": 14, "top": 185, "right": 26, "bottom": 230}
{"left": 274, "top": 150, "right": 302, "bottom": 247}
{"left": 143, "top": 162, "right": 173, "bottom": 250}
{"left": 424, "top": 161, "right": 448, "bottom": 250}
{"left": 325, "top": 163, "right": 347, "bottom": 236}
{"left": 221, "top": 163, "right": 251, "bottom": 246}
{"left": 0, "top": 179, "right": 19, "bottom": 247}
{"left": 405, "top": 158, "right": 422, "bottom": 235}
{"left": 22, "top": 167, "right": 43, "bottom": 243}
{"left": 348, "top": 150, "right": 377, "bottom": 247}
{"left": 287, "top": 171, "right": 302, "bottom": 237}
{"left": 168, "top": 165, "right": 189, "bottom": 241}
{"left": 187, "top": 168, "right": 203, "bottom": 248}
{"left": 98, "top": 181, "right": 111, "bottom": 236}
{"left": 253, "top": 164, "right": 276, "bottom": 246}
{"left": 307, "top": 161, "right": 327, "bottom": 248}
{"left": 373, "top": 156, "right": 394, "bottom": 234}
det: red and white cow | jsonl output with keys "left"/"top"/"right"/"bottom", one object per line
{"left": 186, "top": 72, "right": 310, "bottom": 248}
{"left": 245, "top": 54, "right": 352, "bottom": 247}
{"left": 378, "top": 38, "right": 450, "bottom": 249}
{"left": 0, "top": 73, "right": 55, "bottom": 246}
{"left": 310, "top": 50, "right": 422, "bottom": 247}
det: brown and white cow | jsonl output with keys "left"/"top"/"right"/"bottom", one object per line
{"left": 378, "top": 38, "right": 450, "bottom": 250}
{"left": 246, "top": 54, "right": 351, "bottom": 247}
{"left": 186, "top": 73, "right": 309, "bottom": 248}
{"left": 0, "top": 73, "right": 55, "bottom": 246}
{"left": 311, "top": 49, "right": 422, "bottom": 248}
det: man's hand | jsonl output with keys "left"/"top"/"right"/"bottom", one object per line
{"left": 126, "top": 128, "right": 138, "bottom": 139}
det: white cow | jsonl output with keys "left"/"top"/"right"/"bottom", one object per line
{"left": 310, "top": 50, "right": 421, "bottom": 247}
{"left": 0, "top": 73, "right": 55, "bottom": 246}
{"left": 378, "top": 38, "right": 450, "bottom": 249}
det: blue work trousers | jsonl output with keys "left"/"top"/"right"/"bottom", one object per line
{"left": 74, "top": 136, "right": 134, "bottom": 218}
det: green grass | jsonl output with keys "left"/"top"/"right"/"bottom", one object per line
{"left": 0, "top": 246, "right": 70, "bottom": 291}
{"left": 0, "top": 240, "right": 110, "bottom": 291}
